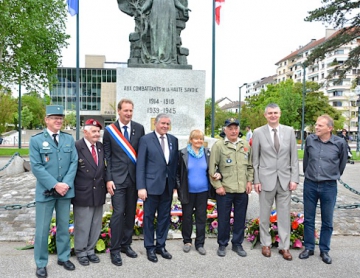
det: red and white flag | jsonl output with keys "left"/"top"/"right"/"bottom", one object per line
{"left": 215, "top": 0, "right": 225, "bottom": 25}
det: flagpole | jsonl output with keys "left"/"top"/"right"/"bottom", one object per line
{"left": 75, "top": 1, "right": 80, "bottom": 140}
{"left": 211, "top": 0, "right": 216, "bottom": 138}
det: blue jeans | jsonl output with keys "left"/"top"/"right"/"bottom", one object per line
{"left": 303, "top": 178, "right": 337, "bottom": 252}
{"left": 216, "top": 192, "right": 248, "bottom": 247}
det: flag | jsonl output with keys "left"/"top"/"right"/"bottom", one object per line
{"left": 67, "top": 0, "right": 79, "bottom": 16}
{"left": 215, "top": 0, "right": 225, "bottom": 25}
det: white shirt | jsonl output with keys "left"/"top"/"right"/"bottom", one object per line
{"left": 267, "top": 125, "right": 279, "bottom": 144}
{"left": 84, "top": 138, "right": 97, "bottom": 157}
{"left": 155, "top": 131, "right": 169, "bottom": 164}
{"left": 119, "top": 120, "right": 131, "bottom": 140}
{"left": 47, "top": 129, "right": 59, "bottom": 145}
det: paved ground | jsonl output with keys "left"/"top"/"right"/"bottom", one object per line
{"left": 0, "top": 156, "right": 359, "bottom": 277}
{"left": 0, "top": 236, "right": 359, "bottom": 278}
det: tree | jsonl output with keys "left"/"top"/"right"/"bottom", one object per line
{"left": 241, "top": 80, "right": 344, "bottom": 133}
{"left": 21, "top": 91, "right": 49, "bottom": 129}
{"left": 64, "top": 112, "right": 76, "bottom": 129}
{"left": 204, "top": 98, "right": 238, "bottom": 136}
{"left": 0, "top": 86, "right": 17, "bottom": 134}
{"left": 0, "top": 0, "right": 69, "bottom": 90}
{"left": 305, "top": 1, "right": 360, "bottom": 81}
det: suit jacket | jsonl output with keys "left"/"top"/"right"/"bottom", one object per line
{"left": 136, "top": 132, "right": 179, "bottom": 195}
{"left": 29, "top": 129, "right": 78, "bottom": 202}
{"left": 72, "top": 139, "right": 106, "bottom": 207}
{"left": 252, "top": 124, "right": 299, "bottom": 191}
{"left": 103, "top": 120, "right": 145, "bottom": 184}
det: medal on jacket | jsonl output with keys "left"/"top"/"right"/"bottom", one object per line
{"left": 45, "top": 154, "right": 49, "bottom": 162}
{"left": 226, "top": 157, "right": 232, "bottom": 163}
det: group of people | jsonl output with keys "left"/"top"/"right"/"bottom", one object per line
{"left": 30, "top": 100, "right": 347, "bottom": 278}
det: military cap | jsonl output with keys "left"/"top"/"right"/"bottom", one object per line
{"left": 46, "top": 105, "right": 64, "bottom": 116}
{"left": 84, "top": 119, "right": 102, "bottom": 129}
{"left": 224, "top": 118, "right": 239, "bottom": 127}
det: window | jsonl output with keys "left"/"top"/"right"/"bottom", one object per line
{"left": 333, "top": 91, "right": 343, "bottom": 96}
{"left": 351, "top": 101, "right": 357, "bottom": 107}
{"left": 334, "top": 49, "right": 344, "bottom": 55}
{"left": 332, "top": 101, "right": 342, "bottom": 107}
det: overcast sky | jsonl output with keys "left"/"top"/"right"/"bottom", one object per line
{"left": 61, "top": 0, "right": 328, "bottom": 101}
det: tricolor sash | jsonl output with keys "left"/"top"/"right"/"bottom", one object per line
{"left": 106, "top": 124, "right": 137, "bottom": 165}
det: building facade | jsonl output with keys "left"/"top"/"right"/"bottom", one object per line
{"left": 50, "top": 55, "right": 126, "bottom": 128}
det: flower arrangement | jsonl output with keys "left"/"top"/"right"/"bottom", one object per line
{"left": 245, "top": 210, "right": 318, "bottom": 249}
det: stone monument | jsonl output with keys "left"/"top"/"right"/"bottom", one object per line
{"left": 117, "top": 0, "right": 191, "bottom": 69}
{"left": 116, "top": 0, "right": 207, "bottom": 148}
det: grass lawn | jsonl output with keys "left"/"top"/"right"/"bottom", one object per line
{"left": 0, "top": 148, "right": 29, "bottom": 156}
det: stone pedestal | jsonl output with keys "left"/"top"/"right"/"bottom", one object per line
{"left": 116, "top": 68, "right": 205, "bottom": 148}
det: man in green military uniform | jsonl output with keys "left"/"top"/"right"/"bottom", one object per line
{"left": 209, "top": 118, "right": 253, "bottom": 258}
{"left": 29, "top": 105, "right": 78, "bottom": 278}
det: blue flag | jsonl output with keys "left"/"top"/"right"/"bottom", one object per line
{"left": 67, "top": 0, "right": 79, "bottom": 16}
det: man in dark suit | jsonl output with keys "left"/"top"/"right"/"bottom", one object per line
{"left": 103, "top": 99, "right": 145, "bottom": 266}
{"left": 29, "top": 105, "right": 78, "bottom": 278}
{"left": 72, "top": 119, "right": 106, "bottom": 266}
{"left": 252, "top": 103, "right": 299, "bottom": 261}
{"left": 137, "top": 113, "right": 179, "bottom": 263}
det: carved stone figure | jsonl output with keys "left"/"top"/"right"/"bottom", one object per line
{"left": 117, "top": 0, "right": 192, "bottom": 69}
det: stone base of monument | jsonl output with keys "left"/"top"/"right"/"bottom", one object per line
{"left": 247, "top": 190, "right": 260, "bottom": 220}
{"left": 0, "top": 156, "right": 28, "bottom": 177}
{"left": 117, "top": 67, "right": 205, "bottom": 137}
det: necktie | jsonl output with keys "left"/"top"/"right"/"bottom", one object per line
{"left": 52, "top": 134, "right": 58, "bottom": 147}
{"left": 273, "top": 129, "right": 280, "bottom": 153}
{"left": 91, "top": 144, "right": 98, "bottom": 165}
{"left": 123, "top": 126, "right": 129, "bottom": 141}
{"left": 160, "top": 136, "right": 165, "bottom": 154}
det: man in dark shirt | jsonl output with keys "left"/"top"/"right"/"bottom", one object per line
{"left": 299, "top": 114, "right": 347, "bottom": 264}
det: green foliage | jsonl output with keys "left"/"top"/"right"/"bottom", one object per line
{"left": 0, "top": 87, "right": 17, "bottom": 134}
{"left": 0, "top": 0, "right": 70, "bottom": 90}
{"left": 64, "top": 112, "right": 76, "bottom": 128}
{"left": 204, "top": 98, "right": 238, "bottom": 136}
{"left": 21, "top": 92, "right": 49, "bottom": 129}
{"left": 305, "top": 1, "right": 360, "bottom": 81}
{"left": 241, "top": 80, "right": 344, "bottom": 132}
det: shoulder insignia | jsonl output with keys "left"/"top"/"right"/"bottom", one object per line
{"left": 32, "top": 132, "right": 44, "bottom": 137}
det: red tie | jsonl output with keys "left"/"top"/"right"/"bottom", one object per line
{"left": 91, "top": 145, "right": 98, "bottom": 165}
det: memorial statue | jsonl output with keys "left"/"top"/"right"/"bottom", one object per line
{"left": 117, "top": 0, "right": 192, "bottom": 69}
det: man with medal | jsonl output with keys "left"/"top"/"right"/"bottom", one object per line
{"left": 29, "top": 105, "right": 78, "bottom": 278}
{"left": 209, "top": 118, "right": 253, "bottom": 257}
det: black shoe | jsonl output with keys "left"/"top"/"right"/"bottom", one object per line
{"left": 147, "top": 250, "right": 158, "bottom": 263}
{"left": 88, "top": 254, "right": 100, "bottom": 263}
{"left": 121, "top": 246, "right": 138, "bottom": 258}
{"left": 77, "top": 256, "right": 89, "bottom": 266}
{"left": 232, "top": 245, "right": 247, "bottom": 257}
{"left": 299, "top": 249, "right": 314, "bottom": 259}
{"left": 57, "top": 260, "right": 75, "bottom": 271}
{"left": 217, "top": 246, "right": 226, "bottom": 257}
{"left": 36, "top": 267, "right": 47, "bottom": 278}
{"left": 110, "top": 253, "right": 122, "bottom": 266}
{"left": 156, "top": 247, "right": 172, "bottom": 259}
{"left": 320, "top": 252, "right": 332, "bottom": 264}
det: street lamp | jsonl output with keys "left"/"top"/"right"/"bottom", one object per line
{"left": 298, "top": 63, "right": 307, "bottom": 150}
{"left": 355, "top": 85, "right": 360, "bottom": 154}
{"left": 238, "top": 83, "right": 247, "bottom": 128}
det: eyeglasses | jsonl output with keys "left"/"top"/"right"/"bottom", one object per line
{"left": 47, "top": 116, "right": 64, "bottom": 121}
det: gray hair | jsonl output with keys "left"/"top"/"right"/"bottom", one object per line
{"left": 155, "top": 113, "right": 171, "bottom": 124}
{"left": 264, "top": 103, "right": 281, "bottom": 113}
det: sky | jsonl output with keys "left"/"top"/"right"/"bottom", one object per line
{"left": 61, "top": 0, "right": 329, "bottom": 102}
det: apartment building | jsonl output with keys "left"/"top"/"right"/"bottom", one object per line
{"left": 244, "top": 75, "right": 277, "bottom": 99}
{"left": 275, "top": 29, "right": 360, "bottom": 132}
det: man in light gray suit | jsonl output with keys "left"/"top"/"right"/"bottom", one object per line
{"left": 252, "top": 103, "right": 299, "bottom": 261}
